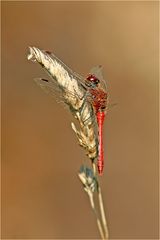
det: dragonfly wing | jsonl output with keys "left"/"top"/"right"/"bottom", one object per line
{"left": 90, "top": 65, "right": 103, "bottom": 79}
{"left": 34, "top": 78, "right": 70, "bottom": 109}
{"left": 28, "top": 47, "right": 87, "bottom": 101}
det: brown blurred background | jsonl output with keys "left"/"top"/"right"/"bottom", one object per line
{"left": 2, "top": 1, "right": 159, "bottom": 239}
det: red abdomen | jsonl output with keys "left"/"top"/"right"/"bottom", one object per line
{"left": 97, "top": 111, "right": 105, "bottom": 175}
{"left": 89, "top": 88, "right": 107, "bottom": 175}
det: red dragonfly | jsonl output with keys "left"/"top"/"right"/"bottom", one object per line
{"left": 85, "top": 69, "right": 108, "bottom": 175}
{"left": 28, "top": 47, "right": 108, "bottom": 175}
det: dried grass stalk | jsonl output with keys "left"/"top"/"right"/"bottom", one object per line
{"left": 27, "top": 47, "right": 109, "bottom": 239}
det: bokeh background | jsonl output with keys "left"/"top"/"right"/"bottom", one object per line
{"left": 2, "top": 1, "right": 159, "bottom": 239}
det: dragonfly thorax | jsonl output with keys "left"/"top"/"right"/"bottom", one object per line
{"left": 85, "top": 74, "right": 100, "bottom": 88}
{"left": 89, "top": 88, "right": 107, "bottom": 113}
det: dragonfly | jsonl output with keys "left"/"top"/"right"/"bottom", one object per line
{"left": 85, "top": 71, "right": 108, "bottom": 175}
{"left": 28, "top": 47, "right": 108, "bottom": 175}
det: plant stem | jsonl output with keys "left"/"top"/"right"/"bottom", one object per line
{"left": 90, "top": 162, "right": 109, "bottom": 239}
{"left": 98, "top": 186, "right": 109, "bottom": 239}
{"left": 88, "top": 192, "right": 105, "bottom": 240}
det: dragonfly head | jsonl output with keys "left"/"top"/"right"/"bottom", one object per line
{"left": 85, "top": 74, "right": 100, "bottom": 88}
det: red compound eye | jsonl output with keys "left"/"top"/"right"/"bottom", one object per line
{"left": 86, "top": 74, "right": 100, "bottom": 84}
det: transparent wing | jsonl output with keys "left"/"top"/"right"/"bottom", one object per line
{"left": 34, "top": 77, "right": 68, "bottom": 107}
{"left": 28, "top": 47, "right": 87, "bottom": 102}
{"left": 28, "top": 47, "right": 87, "bottom": 108}
{"left": 34, "top": 76, "right": 85, "bottom": 101}
{"left": 45, "top": 50, "right": 87, "bottom": 86}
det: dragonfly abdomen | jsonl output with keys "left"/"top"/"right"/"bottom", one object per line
{"left": 96, "top": 111, "right": 105, "bottom": 175}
